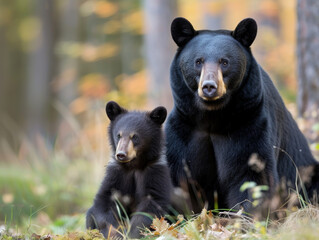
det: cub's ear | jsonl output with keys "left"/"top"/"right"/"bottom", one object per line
{"left": 149, "top": 106, "right": 167, "bottom": 125}
{"left": 171, "top": 17, "right": 196, "bottom": 47}
{"left": 232, "top": 18, "right": 257, "bottom": 48}
{"left": 105, "top": 101, "right": 127, "bottom": 121}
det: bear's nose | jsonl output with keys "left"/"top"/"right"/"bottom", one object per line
{"left": 116, "top": 152, "right": 127, "bottom": 162}
{"left": 202, "top": 81, "right": 217, "bottom": 98}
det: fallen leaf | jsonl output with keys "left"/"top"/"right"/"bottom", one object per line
{"left": 150, "top": 217, "right": 170, "bottom": 235}
{"left": 210, "top": 223, "right": 234, "bottom": 239}
{"left": 145, "top": 216, "right": 183, "bottom": 237}
{"left": 31, "top": 233, "right": 41, "bottom": 239}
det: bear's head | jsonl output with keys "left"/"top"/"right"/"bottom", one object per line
{"left": 105, "top": 101, "right": 167, "bottom": 169}
{"left": 171, "top": 17, "right": 257, "bottom": 110}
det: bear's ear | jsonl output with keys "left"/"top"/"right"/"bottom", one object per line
{"left": 232, "top": 18, "right": 257, "bottom": 48}
{"left": 149, "top": 106, "right": 167, "bottom": 125}
{"left": 106, "top": 101, "right": 127, "bottom": 121}
{"left": 171, "top": 17, "right": 196, "bottom": 47}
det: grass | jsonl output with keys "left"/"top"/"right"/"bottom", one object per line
{"left": 1, "top": 100, "right": 319, "bottom": 239}
{"left": 1, "top": 166, "right": 319, "bottom": 240}
{"left": 0, "top": 100, "right": 107, "bottom": 237}
{"left": 2, "top": 206, "right": 319, "bottom": 239}
{"left": 0, "top": 157, "right": 93, "bottom": 236}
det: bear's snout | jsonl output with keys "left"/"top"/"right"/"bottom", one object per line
{"left": 202, "top": 80, "right": 217, "bottom": 98}
{"left": 116, "top": 151, "right": 127, "bottom": 162}
{"left": 198, "top": 64, "right": 226, "bottom": 101}
{"left": 115, "top": 137, "right": 136, "bottom": 163}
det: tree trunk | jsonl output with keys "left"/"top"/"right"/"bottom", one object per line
{"left": 143, "top": 0, "right": 177, "bottom": 110}
{"left": 297, "top": 0, "right": 319, "bottom": 116}
{"left": 54, "top": 0, "right": 78, "bottom": 106}
{"left": 25, "top": 0, "right": 56, "bottom": 141}
{"left": 297, "top": 0, "right": 319, "bottom": 144}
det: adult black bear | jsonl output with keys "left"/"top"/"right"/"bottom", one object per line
{"left": 86, "top": 101, "right": 171, "bottom": 238}
{"left": 165, "top": 17, "right": 319, "bottom": 213}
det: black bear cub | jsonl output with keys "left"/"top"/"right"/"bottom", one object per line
{"left": 86, "top": 101, "right": 171, "bottom": 239}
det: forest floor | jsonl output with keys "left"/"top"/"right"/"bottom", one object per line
{"left": 1, "top": 205, "right": 319, "bottom": 240}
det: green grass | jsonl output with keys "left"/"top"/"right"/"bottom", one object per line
{"left": 0, "top": 151, "right": 104, "bottom": 237}
{"left": 0, "top": 158, "right": 96, "bottom": 221}
{"left": 0, "top": 102, "right": 107, "bottom": 236}
{"left": 2, "top": 206, "right": 319, "bottom": 239}
{"left": 1, "top": 101, "right": 319, "bottom": 239}
{"left": 1, "top": 145, "right": 319, "bottom": 239}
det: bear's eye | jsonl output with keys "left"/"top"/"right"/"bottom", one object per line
{"left": 117, "top": 133, "right": 121, "bottom": 139}
{"left": 131, "top": 134, "right": 139, "bottom": 145}
{"left": 195, "top": 58, "right": 204, "bottom": 67}
{"left": 220, "top": 58, "right": 229, "bottom": 67}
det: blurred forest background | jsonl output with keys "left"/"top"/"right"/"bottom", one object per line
{"left": 0, "top": 0, "right": 318, "bottom": 235}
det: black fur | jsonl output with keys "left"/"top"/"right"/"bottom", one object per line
{"left": 166, "top": 17, "right": 319, "bottom": 213}
{"left": 86, "top": 102, "right": 171, "bottom": 238}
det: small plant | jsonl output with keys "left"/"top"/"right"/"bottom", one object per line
{"left": 240, "top": 181, "right": 269, "bottom": 207}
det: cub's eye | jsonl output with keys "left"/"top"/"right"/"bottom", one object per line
{"left": 117, "top": 133, "right": 121, "bottom": 139}
{"left": 195, "top": 58, "right": 204, "bottom": 66}
{"left": 220, "top": 58, "right": 229, "bottom": 67}
{"left": 131, "top": 134, "right": 139, "bottom": 145}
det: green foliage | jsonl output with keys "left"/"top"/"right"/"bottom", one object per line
{"left": 240, "top": 181, "right": 269, "bottom": 207}
{"left": 0, "top": 156, "right": 98, "bottom": 228}
{"left": 240, "top": 181, "right": 257, "bottom": 191}
{"left": 49, "top": 215, "right": 85, "bottom": 235}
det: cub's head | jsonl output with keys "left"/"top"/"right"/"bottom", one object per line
{"left": 171, "top": 17, "right": 257, "bottom": 110}
{"left": 105, "top": 101, "right": 167, "bottom": 168}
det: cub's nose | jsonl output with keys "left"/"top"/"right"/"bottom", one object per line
{"left": 202, "top": 80, "right": 217, "bottom": 98}
{"left": 116, "top": 152, "right": 127, "bottom": 162}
